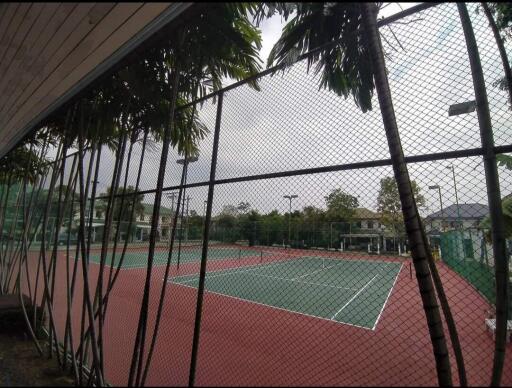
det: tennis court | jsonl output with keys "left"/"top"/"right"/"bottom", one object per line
{"left": 88, "top": 246, "right": 266, "bottom": 269}
{"left": 169, "top": 255, "right": 403, "bottom": 330}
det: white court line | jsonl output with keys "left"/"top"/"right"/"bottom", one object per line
{"left": 291, "top": 262, "right": 338, "bottom": 280}
{"left": 172, "top": 270, "right": 357, "bottom": 292}
{"left": 331, "top": 275, "right": 378, "bottom": 321}
{"left": 172, "top": 259, "right": 310, "bottom": 284}
{"left": 372, "top": 263, "right": 404, "bottom": 331}
{"left": 259, "top": 251, "right": 403, "bottom": 267}
{"left": 167, "top": 255, "right": 316, "bottom": 283}
{"left": 173, "top": 282, "right": 373, "bottom": 331}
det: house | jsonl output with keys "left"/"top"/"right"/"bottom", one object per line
{"left": 137, "top": 203, "right": 175, "bottom": 241}
{"left": 84, "top": 201, "right": 176, "bottom": 243}
{"left": 341, "top": 208, "right": 412, "bottom": 253}
{"left": 423, "top": 203, "right": 490, "bottom": 259}
{"left": 424, "top": 203, "right": 490, "bottom": 234}
{"left": 339, "top": 208, "right": 384, "bottom": 252}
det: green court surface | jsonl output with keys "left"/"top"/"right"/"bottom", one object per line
{"left": 169, "top": 256, "right": 403, "bottom": 330}
{"left": 88, "top": 246, "right": 265, "bottom": 269}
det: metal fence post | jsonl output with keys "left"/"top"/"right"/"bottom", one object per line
{"left": 188, "top": 91, "right": 224, "bottom": 387}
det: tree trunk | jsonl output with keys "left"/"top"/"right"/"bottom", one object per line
{"left": 360, "top": 3, "right": 453, "bottom": 386}
{"left": 457, "top": 3, "right": 510, "bottom": 386}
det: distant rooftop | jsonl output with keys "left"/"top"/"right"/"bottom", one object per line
{"left": 141, "top": 203, "right": 173, "bottom": 216}
{"left": 425, "top": 203, "right": 489, "bottom": 220}
{"left": 353, "top": 208, "right": 380, "bottom": 220}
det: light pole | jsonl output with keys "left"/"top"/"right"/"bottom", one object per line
{"left": 176, "top": 156, "right": 198, "bottom": 270}
{"left": 330, "top": 222, "right": 333, "bottom": 250}
{"left": 428, "top": 185, "right": 444, "bottom": 231}
{"left": 185, "top": 195, "right": 191, "bottom": 243}
{"left": 283, "top": 194, "right": 298, "bottom": 247}
{"left": 165, "top": 192, "right": 177, "bottom": 247}
{"left": 202, "top": 200, "right": 208, "bottom": 241}
{"left": 166, "top": 192, "right": 177, "bottom": 215}
{"left": 446, "top": 163, "right": 462, "bottom": 229}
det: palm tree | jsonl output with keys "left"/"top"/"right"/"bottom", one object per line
{"left": 360, "top": 4, "right": 456, "bottom": 385}
{"left": 458, "top": 3, "right": 509, "bottom": 385}
{"left": 254, "top": 2, "right": 461, "bottom": 385}
{"left": 252, "top": 3, "right": 374, "bottom": 112}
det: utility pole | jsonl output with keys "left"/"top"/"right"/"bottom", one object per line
{"left": 428, "top": 185, "right": 445, "bottom": 232}
{"left": 446, "top": 163, "right": 462, "bottom": 229}
{"left": 283, "top": 194, "right": 298, "bottom": 247}
{"left": 185, "top": 195, "right": 191, "bottom": 243}
{"left": 165, "top": 192, "right": 177, "bottom": 248}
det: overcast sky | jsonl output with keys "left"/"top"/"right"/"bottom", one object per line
{"left": 254, "top": 3, "right": 422, "bottom": 67}
{"left": 55, "top": 3, "right": 512, "bottom": 220}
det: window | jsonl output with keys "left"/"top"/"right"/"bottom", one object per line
{"left": 140, "top": 214, "right": 145, "bottom": 221}
{"left": 368, "top": 221, "right": 373, "bottom": 229}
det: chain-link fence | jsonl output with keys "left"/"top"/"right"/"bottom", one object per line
{"left": 0, "top": 2, "right": 511, "bottom": 386}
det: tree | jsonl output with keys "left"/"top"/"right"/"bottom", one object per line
{"left": 97, "top": 186, "right": 144, "bottom": 241}
{"left": 484, "top": 156, "right": 512, "bottom": 240}
{"left": 302, "top": 205, "right": 325, "bottom": 223}
{"left": 237, "top": 201, "right": 251, "bottom": 214}
{"left": 0, "top": 144, "right": 49, "bottom": 186}
{"left": 376, "top": 176, "right": 425, "bottom": 239}
{"left": 252, "top": 3, "right": 375, "bottom": 112}
{"left": 478, "top": 3, "right": 512, "bottom": 106}
{"left": 324, "top": 189, "right": 358, "bottom": 221}
{"left": 185, "top": 210, "right": 204, "bottom": 240}
{"left": 362, "top": 4, "right": 456, "bottom": 384}
{"left": 239, "top": 209, "right": 261, "bottom": 246}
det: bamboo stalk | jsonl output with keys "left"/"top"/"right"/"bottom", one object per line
{"left": 140, "top": 154, "right": 187, "bottom": 385}
{"left": 128, "top": 62, "right": 182, "bottom": 387}
{"left": 76, "top": 120, "right": 104, "bottom": 386}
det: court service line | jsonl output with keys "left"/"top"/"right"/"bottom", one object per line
{"left": 172, "top": 270, "right": 357, "bottom": 292}
{"left": 173, "top": 282, "right": 373, "bottom": 331}
{"left": 170, "top": 260, "right": 307, "bottom": 284}
{"left": 166, "top": 255, "right": 315, "bottom": 283}
{"left": 248, "top": 272, "right": 357, "bottom": 291}
{"left": 291, "top": 262, "right": 339, "bottom": 280}
{"left": 371, "top": 263, "right": 404, "bottom": 331}
{"left": 331, "top": 275, "right": 378, "bottom": 321}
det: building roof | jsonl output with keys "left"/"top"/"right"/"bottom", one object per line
{"left": 353, "top": 208, "right": 380, "bottom": 220}
{"left": 425, "top": 203, "right": 489, "bottom": 220}
{"left": 0, "top": 3, "right": 191, "bottom": 159}
{"left": 141, "top": 203, "right": 173, "bottom": 216}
